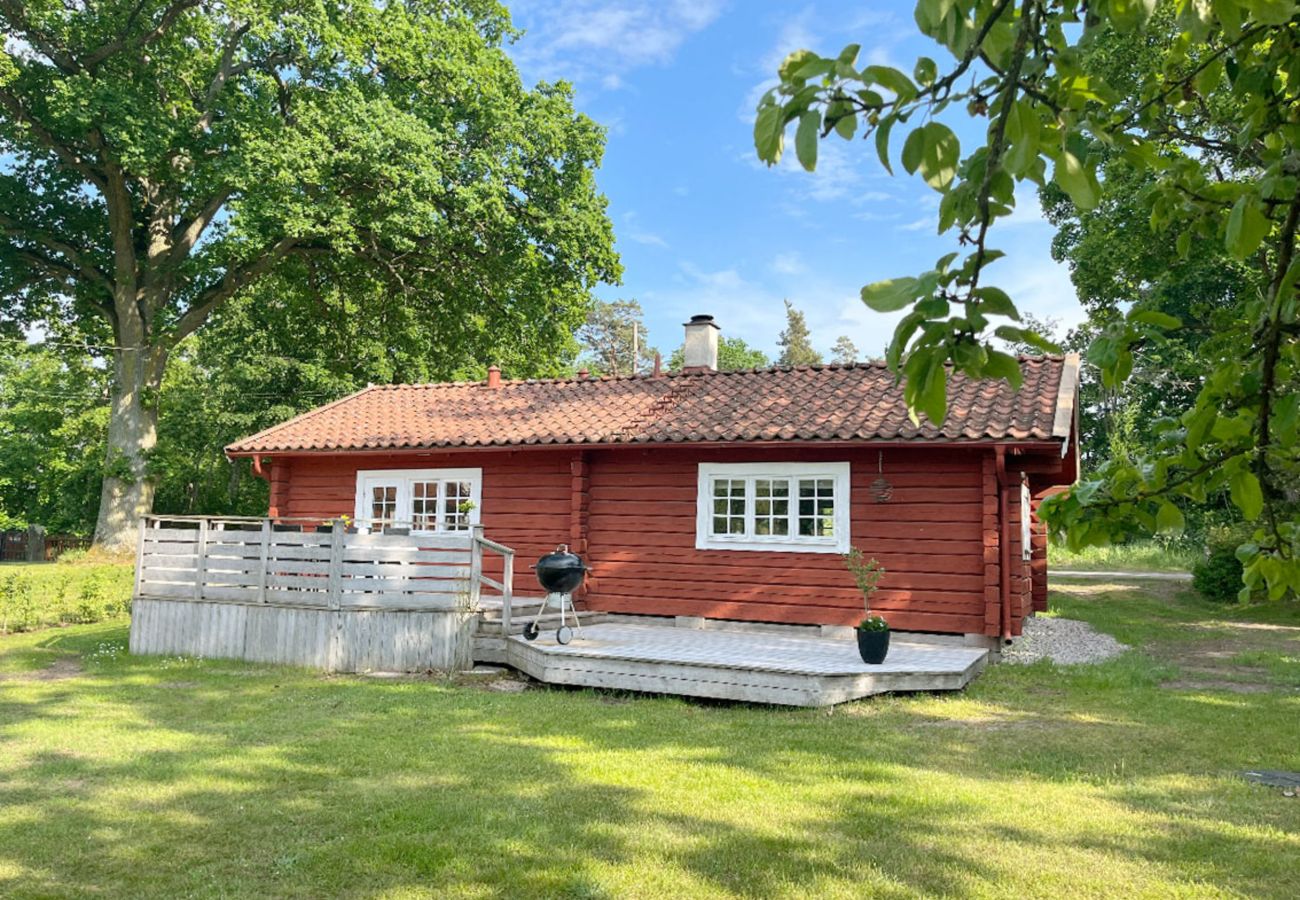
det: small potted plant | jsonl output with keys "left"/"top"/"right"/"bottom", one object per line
{"left": 843, "top": 547, "right": 889, "bottom": 664}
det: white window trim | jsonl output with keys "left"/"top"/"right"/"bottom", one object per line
{"left": 695, "top": 462, "right": 851, "bottom": 554}
{"left": 1021, "top": 478, "right": 1033, "bottom": 561}
{"left": 353, "top": 468, "right": 483, "bottom": 536}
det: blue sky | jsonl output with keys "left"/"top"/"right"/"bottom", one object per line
{"left": 507, "top": 0, "right": 1083, "bottom": 362}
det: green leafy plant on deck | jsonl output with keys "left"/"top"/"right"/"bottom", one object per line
{"left": 843, "top": 548, "right": 888, "bottom": 632}
{"left": 754, "top": 1, "right": 1300, "bottom": 603}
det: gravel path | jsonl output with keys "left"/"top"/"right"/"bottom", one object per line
{"left": 1053, "top": 569, "right": 1192, "bottom": 581}
{"left": 1002, "top": 617, "right": 1130, "bottom": 665}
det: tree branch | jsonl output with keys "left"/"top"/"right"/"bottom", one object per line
{"left": 0, "top": 89, "right": 107, "bottom": 191}
{"left": 196, "top": 21, "right": 252, "bottom": 132}
{"left": 0, "top": 212, "right": 113, "bottom": 292}
{"left": 167, "top": 187, "right": 233, "bottom": 268}
{"left": 167, "top": 237, "right": 297, "bottom": 345}
{"left": 0, "top": 1, "right": 83, "bottom": 73}
{"left": 82, "top": 0, "right": 203, "bottom": 71}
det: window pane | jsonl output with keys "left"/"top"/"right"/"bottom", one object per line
{"left": 442, "top": 480, "right": 472, "bottom": 531}
{"left": 371, "top": 485, "right": 398, "bottom": 532}
{"left": 796, "top": 478, "right": 835, "bottom": 538}
{"left": 754, "top": 478, "right": 790, "bottom": 538}
{"left": 710, "top": 478, "right": 747, "bottom": 537}
{"left": 410, "top": 481, "right": 438, "bottom": 531}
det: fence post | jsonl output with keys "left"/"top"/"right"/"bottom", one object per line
{"left": 192, "top": 519, "right": 210, "bottom": 601}
{"left": 133, "top": 519, "right": 146, "bottom": 599}
{"left": 501, "top": 549, "right": 514, "bottom": 639}
{"left": 25, "top": 524, "right": 46, "bottom": 563}
{"left": 255, "top": 519, "right": 271, "bottom": 604}
{"left": 469, "top": 524, "right": 484, "bottom": 610}
{"left": 326, "top": 526, "right": 344, "bottom": 611}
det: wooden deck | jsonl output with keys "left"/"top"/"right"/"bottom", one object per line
{"left": 477, "top": 621, "right": 989, "bottom": 707}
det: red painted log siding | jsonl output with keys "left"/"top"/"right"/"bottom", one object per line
{"left": 582, "top": 445, "right": 991, "bottom": 635}
{"left": 273, "top": 450, "right": 573, "bottom": 587}
{"left": 267, "top": 443, "right": 1049, "bottom": 636}
{"left": 1005, "top": 480, "right": 1033, "bottom": 636}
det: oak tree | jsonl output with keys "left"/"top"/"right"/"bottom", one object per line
{"left": 0, "top": 0, "right": 619, "bottom": 548}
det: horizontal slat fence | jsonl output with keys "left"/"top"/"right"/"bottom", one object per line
{"left": 137, "top": 517, "right": 474, "bottom": 611}
{"left": 131, "top": 516, "right": 517, "bottom": 673}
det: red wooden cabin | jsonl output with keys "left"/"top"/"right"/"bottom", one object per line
{"left": 226, "top": 316, "right": 1079, "bottom": 644}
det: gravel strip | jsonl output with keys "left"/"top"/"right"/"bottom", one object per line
{"left": 1002, "top": 617, "right": 1129, "bottom": 665}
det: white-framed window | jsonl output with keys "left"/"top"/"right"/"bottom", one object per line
{"left": 695, "top": 462, "right": 851, "bottom": 553}
{"left": 353, "top": 468, "right": 482, "bottom": 535}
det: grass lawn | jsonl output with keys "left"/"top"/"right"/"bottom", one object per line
{"left": 1, "top": 572, "right": 1298, "bottom": 898}
{"left": 1048, "top": 541, "right": 1201, "bottom": 573}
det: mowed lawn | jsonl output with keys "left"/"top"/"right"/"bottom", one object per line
{"left": 1, "top": 571, "right": 1297, "bottom": 898}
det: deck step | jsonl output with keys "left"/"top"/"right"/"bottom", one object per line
{"left": 476, "top": 611, "right": 601, "bottom": 636}
{"left": 479, "top": 622, "right": 988, "bottom": 707}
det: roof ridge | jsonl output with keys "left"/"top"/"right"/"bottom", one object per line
{"left": 357, "top": 354, "right": 1065, "bottom": 393}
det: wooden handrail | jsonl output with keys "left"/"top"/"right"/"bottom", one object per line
{"left": 471, "top": 527, "right": 516, "bottom": 632}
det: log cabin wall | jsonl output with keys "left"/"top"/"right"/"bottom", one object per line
{"left": 269, "top": 442, "right": 1052, "bottom": 637}
{"left": 273, "top": 450, "right": 573, "bottom": 588}
{"left": 581, "top": 445, "right": 992, "bottom": 636}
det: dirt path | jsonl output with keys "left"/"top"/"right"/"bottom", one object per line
{"left": 1053, "top": 569, "right": 1192, "bottom": 581}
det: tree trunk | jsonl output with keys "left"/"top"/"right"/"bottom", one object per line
{"left": 92, "top": 345, "right": 164, "bottom": 552}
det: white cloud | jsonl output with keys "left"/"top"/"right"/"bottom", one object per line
{"left": 770, "top": 252, "right": 807, "bottom": 275}
{"left": 627, "top": 230, "right": 669, "bottom": 248}
{"left": 510, "top": 0, "right": 724, "bottom": 89}
{"left": 987, "top": 253, "right": 1085, "bottom": 333}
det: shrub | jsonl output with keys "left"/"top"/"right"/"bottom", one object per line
{"left": 1193, "top": 547, "right": 1244, "bottom": 603}
{"left": 1193, "top": 525, "right": 1255, "bottom": 603}
{"left": 76, "top": 572, "right": 110, "bottom": 623}
{"left": 0, "top": 572, "right": 36, "bottom": 633}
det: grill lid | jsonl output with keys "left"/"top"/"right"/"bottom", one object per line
{"left": 533, "top": 544, "right": 588, "bottom": 594}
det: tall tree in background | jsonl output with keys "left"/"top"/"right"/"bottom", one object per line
{"left": 831, "top": 335, "right": 859, "bottom": 364}
{"left": 668, "top": 336, "right": 770, "bottom": 372}
{"left": 0, "top": 1, "right": 619, "bottom": 548}
{"left": 777, "top": 300, "right": 822, "bottom": 366}
{"left": 0, "top": 343, "right": 107, "bottom": 532}
{"left": 758, "top": 2, "right": 1300, "bottom": 599}
{"left": 577, "top": 299, "right": 654, "bottom": 376}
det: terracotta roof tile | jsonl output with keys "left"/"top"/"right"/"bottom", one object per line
{"left": 226, "top": 355, "right": 1078, "bottom": 455}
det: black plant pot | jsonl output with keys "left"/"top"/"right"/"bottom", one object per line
{"left": 856, "top": 628, "right": 890, "bottom": 664}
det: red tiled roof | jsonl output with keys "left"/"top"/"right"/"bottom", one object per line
{"left": 226, "top": 355, "right": 1078, "bottom": 455}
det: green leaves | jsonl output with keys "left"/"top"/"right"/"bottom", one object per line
{"left": 861, "top": 277, "right": 921, "bottom": 312}
{"left": 754, "top": 100, "right": 786, "bottom": 165}
{"left": 903, "top": 346, "right": 949, "bottom": 426}
{"left": 1229, "top": 469, "right": 1264, "bottom": 521}
{"left": 752, "top": 0, "right": 1300, "bottom": 603}
{"left": 795, "top": 111, "right": 820, "bottom": 171}
{"left": 902, "top": 122, "right": 960, "bottom": 191}
{"left": 1225, "top": 194, "right": 1271, "bottom": 259}
{"left": 1155, "top": 501, "right": 1185, "bottom": 535}
{"left": 1051, "top": 150, "right": 1101, "bottom": 210}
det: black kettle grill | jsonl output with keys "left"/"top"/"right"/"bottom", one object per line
{"left": 524, "top": 545, "right": 588, "bottom": 644}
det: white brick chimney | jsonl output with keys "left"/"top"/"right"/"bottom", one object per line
{"left": 682, "top": 314, "right": 720, "bottom": 372}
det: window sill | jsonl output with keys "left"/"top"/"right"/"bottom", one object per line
{"left": 695, "top": 537, "right": 848, "bottom": 555}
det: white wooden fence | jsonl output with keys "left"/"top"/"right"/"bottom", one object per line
{"left": 129, "top": 516, "right": 515, "bottom": 672}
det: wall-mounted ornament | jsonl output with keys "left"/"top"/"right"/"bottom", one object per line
{"left": 871, "top": 452, "right": 893, "bottom": 503}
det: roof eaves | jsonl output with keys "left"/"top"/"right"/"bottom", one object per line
{"left": 1052, "top": 352, "right": 1080, "bottom": 442}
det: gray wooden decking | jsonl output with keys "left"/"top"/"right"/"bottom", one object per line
{"left": 478, "top": 621, "right": 989, "bottom": 707}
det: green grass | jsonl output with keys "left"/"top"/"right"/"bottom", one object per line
{"left": 1, "top": 574, "right": 1298, "bottom": 897}
{"left": 1048, "top": 540, "right": 1201, "bottom": 573}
